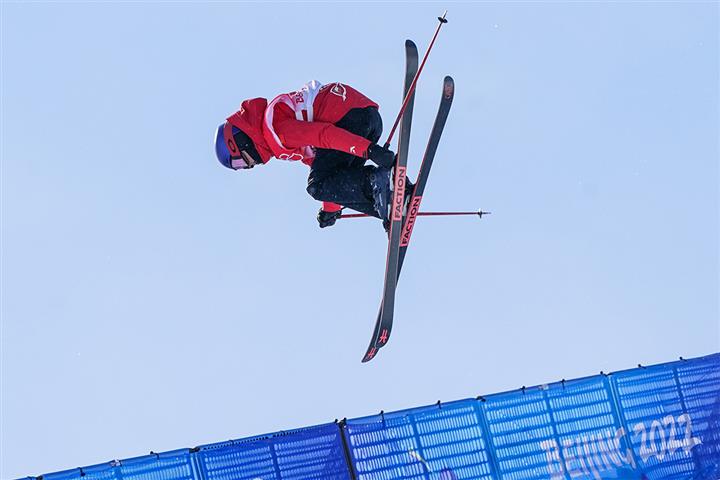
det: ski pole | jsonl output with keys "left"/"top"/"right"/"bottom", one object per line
{"left": 383, "top": 11, "right": 448, "bottom": 149}
{"left": 339, "top": 209, "right": 490, "bottom": 219}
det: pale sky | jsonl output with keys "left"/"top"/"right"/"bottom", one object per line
{"left": 2, "top": 2, "right": 718, "bottom": 478}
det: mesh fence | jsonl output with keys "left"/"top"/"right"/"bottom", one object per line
{"left": 25, "top": 353, "right": 719, "bottom": 480}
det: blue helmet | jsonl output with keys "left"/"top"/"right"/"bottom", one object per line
{"left": 214, "top": 122, "right": 234, "bottom": 170}
{"left": 214, "top": 122, "right": 263, "bottom": 170}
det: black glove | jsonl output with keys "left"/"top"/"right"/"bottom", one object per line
{"left": 317, "top": 208, "right": 342, "bottom": 228}
{"left": 365, "top": 143, "right": 396, "bottom": 168}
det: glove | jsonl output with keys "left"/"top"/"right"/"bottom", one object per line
{"left": 317, "top": 208, "right": 342, "bottom": 228}
{"left": 365, "top": 143, "right": 396, "bottom": 168}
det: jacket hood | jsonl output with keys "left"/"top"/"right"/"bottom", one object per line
{"left": 226, "top": 98, "right": 272, "bottom": 163}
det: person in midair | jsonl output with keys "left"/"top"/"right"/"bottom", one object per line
{"left": 213, "top": 80, "right": 411, "bottom": 229}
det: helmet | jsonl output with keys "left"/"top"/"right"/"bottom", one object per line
{"left": 214, "top": 121, "right": 263, "bottom": 170}
{"left": 214, "top": 122, "right": 234, "bottom": 169}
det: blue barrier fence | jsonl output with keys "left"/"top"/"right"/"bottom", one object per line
{"left": 23, "top": 353, "right": 719, "bottom": 480}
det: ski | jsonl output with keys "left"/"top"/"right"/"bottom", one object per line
{"left": 362, "top": 40, "right": 418, "bottom": 363}
{"left": 362, "top": 75, "right": 455, "bottom": 363}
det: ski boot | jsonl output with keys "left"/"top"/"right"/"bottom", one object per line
{"left": 370, "top": 167, "right": 417, "bottom": 233}
{"left": 370, "top": 166, "right": 392, "bottom": 230}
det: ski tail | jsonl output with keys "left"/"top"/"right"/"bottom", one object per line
{"left": 362, "top": 40, "right": 418, "bottom": 363}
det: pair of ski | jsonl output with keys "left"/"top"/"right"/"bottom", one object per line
{"left": 362, "top": 40, "right": 455, "bottom": 362}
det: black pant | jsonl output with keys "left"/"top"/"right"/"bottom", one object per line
{"left": 306, "top": 107, "right": 383, "bottom": 217}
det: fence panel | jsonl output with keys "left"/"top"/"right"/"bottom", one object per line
{"left": 611, "top": 354, "right": 720, "bottom": 480}
{"left": 675, "top": 353, "right": 720, "bottom": 478}
{"left": 344, "top": 399, "right": 496, "bottom": 480}
{"left": 194, "top": 423, "right": 350, "bottom": 480}
{"left": 40, "top": 450, "right": 195, "bottom": 480}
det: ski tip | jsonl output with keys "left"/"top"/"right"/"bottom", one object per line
{"left": 405, "top": 39, "right": 417, "bottom": 49}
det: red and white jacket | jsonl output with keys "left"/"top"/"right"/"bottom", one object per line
{"left": 226, "top": 81, "right": 379, "bottom": 212}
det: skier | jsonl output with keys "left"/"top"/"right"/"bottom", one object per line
{"left": 214, "top": 80, "right": 411, "bottom": 229}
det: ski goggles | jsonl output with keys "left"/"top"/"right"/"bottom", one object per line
{"left": 230, "top": 150, "right": 257, "bottom": 170}
{"left": 222, "top": 122, "right": 258, "bottom": 170}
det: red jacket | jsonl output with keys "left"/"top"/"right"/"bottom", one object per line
{"left": 226, "top": 81, "right": 379, "bottom": 212}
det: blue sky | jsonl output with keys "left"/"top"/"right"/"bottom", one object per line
{"left": 1, "top": 2, "right": 718, "bottom": 478}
